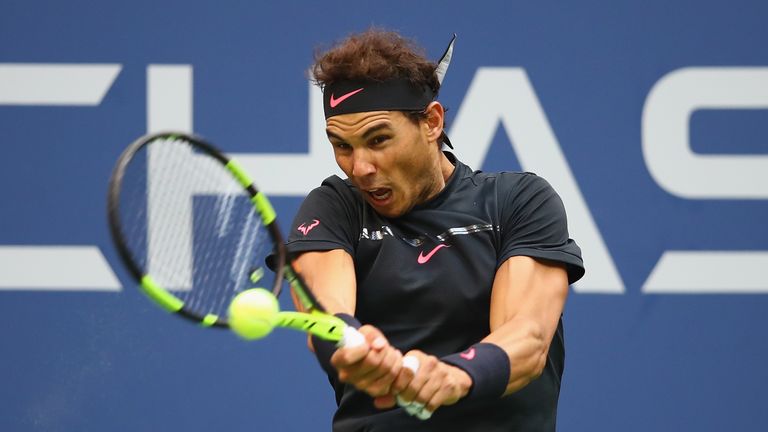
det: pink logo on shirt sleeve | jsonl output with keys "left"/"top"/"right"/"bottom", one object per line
{"left": 297, "top": 219, "right": 320, "bottom": 236}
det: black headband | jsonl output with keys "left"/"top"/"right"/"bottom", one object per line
{"left": 322, "top": 79, "right": 435, "bottom": 119}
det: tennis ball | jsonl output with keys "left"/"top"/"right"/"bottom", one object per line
{"left": 228, "top": 288, "right": 279, "bottom": 340}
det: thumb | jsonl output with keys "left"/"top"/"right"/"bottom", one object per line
{"left": 359, "top": 324, "right": 389, "bottom": 350}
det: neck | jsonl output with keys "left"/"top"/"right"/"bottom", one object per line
{"left": 440, "top": 152, "right": 455, "bottom": 182}
{"left": 417, "top": 152, "right": 455, "bottom": 206}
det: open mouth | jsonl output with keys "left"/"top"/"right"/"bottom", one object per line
{"left": 367, "top": 188, "right": 392, "bottom": 203}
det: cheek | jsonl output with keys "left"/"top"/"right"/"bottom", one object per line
{"left": 392, "top": 151, "right": 428, "bottom": 190}
{"left": 334, "top": 154, "right": 353, "bottom": 176}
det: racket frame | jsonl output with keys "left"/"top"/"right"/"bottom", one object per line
{"left": 107, "top": 132, "right": 287, "bottom": 328}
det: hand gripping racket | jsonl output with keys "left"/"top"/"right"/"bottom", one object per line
{"left": 107, "top": 131, "right": 363, "bottom": 347}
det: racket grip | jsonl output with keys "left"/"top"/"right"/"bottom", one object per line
{"left": 396, "top": 356, "right": 433, "bottom": 420}
{"left": 337, "top": 327, "right": 432, "bottom": 419}
{"left": 339, "top": 326, "right": 365, "bottom": 347}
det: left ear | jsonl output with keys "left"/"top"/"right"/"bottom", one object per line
{"left": 423, "top": 101, "right": 445, "bottom": 143}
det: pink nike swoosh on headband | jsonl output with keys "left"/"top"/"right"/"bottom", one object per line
{"left": 417, "top": 244, "right": 449, "bottom": 264}
{"left": 329, "top": 88, "right": 364, "bottom": 108}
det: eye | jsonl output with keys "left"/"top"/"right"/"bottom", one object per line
{"left": 332, "top": 141, "right": 352, "bottom": 151}
{"left": 369, "top": 135, "right": 390, "bottom": 147}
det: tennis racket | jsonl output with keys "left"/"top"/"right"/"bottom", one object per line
{"left": 107, "top": 131, "right": 430, "bottom": 419}
{"left": 107, "top": 131, "right": 362, "bottom": 347}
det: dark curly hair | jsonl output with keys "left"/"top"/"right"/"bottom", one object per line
{"left": 311, "top": 28, "right": 440, "bottom": 95}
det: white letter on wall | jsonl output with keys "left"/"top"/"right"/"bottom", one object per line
{"left": 642, "top": 67, "right": 768, "bottom": 293}
{"left": 0, "top": 63, "right": 122, "bottom": 290}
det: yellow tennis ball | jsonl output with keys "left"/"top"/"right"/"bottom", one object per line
{"left": 228, "top": 288, "right": 279, "bottom": 340}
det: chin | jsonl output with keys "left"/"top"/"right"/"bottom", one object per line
{"left": 372, "top": 207, "right": 399, "bottom": 218}
{"left": 368, "top": 202, "right": 404, "bottom": 218}
{"left": 380, "top": 202, "right": 414, "bottom": 218}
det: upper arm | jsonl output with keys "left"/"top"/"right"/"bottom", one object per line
{"left": 497, "top": 174, "right": 584, "bottom": 285}
{"left": 292, "top": 249, "right": 357, "bottom": 315}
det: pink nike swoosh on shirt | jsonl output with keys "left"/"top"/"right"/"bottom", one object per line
{"left": 417, "top": 244, "right": 449, "bottom": 264}
{"left": 459, "top": 347, "right": 476, "bottom": 360}
{"left": 329, "top": 88, "right": 364, "bottom": 108}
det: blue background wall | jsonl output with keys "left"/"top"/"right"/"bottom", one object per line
{"left": 2, "top": 1, "right": 767, "bottom": 430}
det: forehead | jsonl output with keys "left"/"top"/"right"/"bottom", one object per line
{"left": 325, "top": 111, "right": 412, "bottom": 137}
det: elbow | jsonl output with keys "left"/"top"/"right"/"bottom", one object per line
{"left": 521, "top": 321, "right": 549, "bottom": 381}
{"left": 530, "top": 355, "right": 547, "bottom": 381}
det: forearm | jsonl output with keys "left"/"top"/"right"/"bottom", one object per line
{"left": 479, "top": 255, "right": 568, "bottom": 395}
{"left": 291, "top": 249, "right": 358, "bottom": 356}
{"left": 292, "top": 249, "right": 357, "bottom": 314}
{"left": 482, "top": 317, "right": 553, "bottom": 395}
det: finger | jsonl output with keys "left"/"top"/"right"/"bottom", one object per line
{"left": 338, "top": 325, "right": 392, "bottom": 383}
{"left": 434, "top": 379, "right": 465, "bottom": 408}
{"left": 394, "top": 354, "right": 436, "bottom": 421}
{"left": 398, "top": 353, "right": 435, "bottom": 403}
{"left": 354, "top": 347, "right": 402, "bottom": 395}
{"left": 394, "top": 355, "right": 419, "bottom": 408}
{"left": 402, "top": 400, "right": 434, "bottom": 421}
{"left": 401, "top": 399, "right": 434, "bottom": 421}
{"left": 424, "top": 385, "right": 454, "bottom": 414}
{"left": 401, "top": 357, "right": 441, "bottom": 420}
{"left": 331, "top": 341, "right": 370, "bottom": 369}
{"left": 373, "top": 394, "right": 396, "bottom": 409}
{"left": 333, "top": 324, "right": 390, "bottom": 367}
{"left": 358, "top": 325, "right": 389, "bottom": 351}
{"left": 340, "top": 347, "right": 386, "bottom": 383}
{"left": 414, "top": 406, "right": 433, "bottom": 420}
{"left": 361, "top": 373, "right": 393, "bottom": 397}
{"left": 419, "top": 364, "right": 465, "bottom": 415}
{"left": 413, "top": 372, "right": 441, "bottom": 408}
{"left": 391, "top": 354, "right": 418, "bottom": 394}
{"left": 340, "top": 326, "right": 366, "bottom": 348}
{"left": 405, "top": 401, "right": 425, "bottom": 416}
{"left": 402, "top": 355, "right": 420, "bottom": 374}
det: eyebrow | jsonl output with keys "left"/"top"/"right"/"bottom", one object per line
{"left": 326, "top": 123, "right": 392, "bottom": 142}
{"left": 361, "top": 124, "right": 392, "bottom": 139}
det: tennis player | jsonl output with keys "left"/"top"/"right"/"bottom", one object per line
{"left": 286, "top": 29, "right": 585, "bottom": 431}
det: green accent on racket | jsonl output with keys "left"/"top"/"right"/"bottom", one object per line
{"left": 275, "top": 311, "right": 347, "bottom": 341}
{"left": 224, "top": 159, "right": 253, "bottom": 187}
{"left": 224, "top": 159, "right": 277, "bottom": 225}
{"left": 201, "top": 314, "right": 219, "bottom": 327}
{"left": 252, "top": 192, "right": 276, "bottom": 225}
{"left": 140, "top": 275, "right": 184, "bottom": 312}
{"left": 250, "top": 267, "right": 265, "bottom": 283}
{"left": 283, "top": 266, "right": 314, "bottom": 310}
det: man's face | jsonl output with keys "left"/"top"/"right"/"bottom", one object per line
{"left": 325, "top": 110, "right": 444, "bottom": 218}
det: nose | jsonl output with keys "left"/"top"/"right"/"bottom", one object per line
{"left": 351, "top": 150, "right": 376, "bottom": 177}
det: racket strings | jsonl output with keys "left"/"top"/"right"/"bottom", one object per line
{"left": 119, "top": 137, "right": 273, "bottom": 319}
